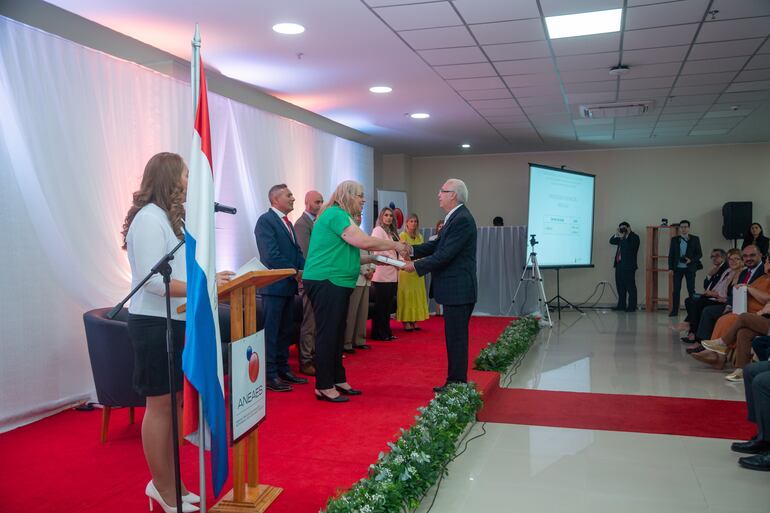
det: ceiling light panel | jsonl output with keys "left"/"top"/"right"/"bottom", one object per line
{"left": 625, "top": 0, "right": 710, "bottom": 30}
{"left": 623, "top": 24, "right": 699, "bottom": 50}
{"left": 545, "top": 8, "right": 622, "bottom": 39}
{"left": 418, "top": 46, "right": 486, "bottom": 65}
{"left": 469, "top": 19, "right": 546, "bottom": 45}
{"left": 697, "top": 17, "right": 770, "bottom": 43}
{"left": 272, "top": 23, "right": 305, "bottom": 35}
{"left": 399, "top": 26, "right": 475, "bottom": 50}
{"left": 374, "top": 3, "right": 461, "bottom": 31}
{"left": 541, "top": 0, "right": 622, "bottom": 17}
{"left": 550, "top": 32, "right": 621, "bottom": 56}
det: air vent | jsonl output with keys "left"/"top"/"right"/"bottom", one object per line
{"left": 580, "top": 100, "right": 655, "bottom": 119}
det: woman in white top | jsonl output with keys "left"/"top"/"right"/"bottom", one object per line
{"left": 122, "top": 152, "right": 232, "bottom": 513}
{"left": 370, "top": 207, "right": 400, "bottom": 340}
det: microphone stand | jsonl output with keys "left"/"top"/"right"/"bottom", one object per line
{"left": 107, "top": 238, "right": 186, "bottom": 513}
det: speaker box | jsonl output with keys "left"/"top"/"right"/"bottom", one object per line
{"left": 722, "top": 202, "right": 753, "bottom": 240}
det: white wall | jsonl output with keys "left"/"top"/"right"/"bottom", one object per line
{"left": 379, "top": 143, "right": 770, "bottom": 305}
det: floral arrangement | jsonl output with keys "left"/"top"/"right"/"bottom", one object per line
{"left": 322, "top": 383, "right": 482, "bottom": 513}
{"left": 473, "top": 316, "right": 540, "bottom": 372}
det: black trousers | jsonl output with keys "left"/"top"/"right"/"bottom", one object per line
{"left": 442, "top": 303, "right": 474, "bottom": 384}
{"left": 370, "top": 281, "right": 397, "bottom": 339}
{"left": 743, "top": 361, "right": 770, "bottom": 441}
{"left": 671, "top": 268, "right": 696, "bottom": 314}
{"left": 260, "top": 294, "right": 294, "bottom": 380}
{"left": 614, "top": 268, "right": 637, "bottom": 309}
{"left": 753, "top": 337, "right": 770, "bottom": 362}
{"left": 304, "top": 279, "right": 352, "bottom": 390}
{"left": 684, "top": 296, "right": 720, "bottom": 334}
{"left": 696, "top": 304, "right": 726, "bottom": 341}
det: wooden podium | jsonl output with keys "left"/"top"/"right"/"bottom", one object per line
{"left": 179, "top": 269, "right": 296, "bottom": 513}
{"left": 645, "top": 225, "right": 677, "bottom": 312}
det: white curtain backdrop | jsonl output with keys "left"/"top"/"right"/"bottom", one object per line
{"left": 0, "top": 16, "right": 373, "bottom": 431}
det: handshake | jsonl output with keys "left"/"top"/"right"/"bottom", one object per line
{"left": 395, "top": 241, "right": 411, "bottom": 260}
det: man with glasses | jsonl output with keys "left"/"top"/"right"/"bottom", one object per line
{"left": 609, "top": 221, "right": 640, "bottom": 312}
{"left": 403, "top": 179, "right": 477, "bottom": 393}
{"left": 668, "top": 220, "right": 703, "bottom": 317}
{"left": 680, "top": 249, "right": 728, "bottom": 344}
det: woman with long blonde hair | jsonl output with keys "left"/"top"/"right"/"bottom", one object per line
{"left": 370, "top": 207, "right": 401, "bottom": 340}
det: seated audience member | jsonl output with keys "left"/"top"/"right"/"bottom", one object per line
{"left": 691, "top": 245, "right": 765, "bottom": 349}
{"left": 754, "top": 336, "right": 770, "bottom": 362}
{"left": 343, "top": 212, "right": 375, "bottom": 353}
{"left": 680, "top": 248, "right": 737, "bottom": 346}
{"left": 730, "top": 359, "right": 770, "bottom": 471}
{"left": 742, "top": 222, "right": 769, "bottom": 258}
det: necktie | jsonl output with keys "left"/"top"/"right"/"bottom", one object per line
{"left": 283, "top": 215, "right": 294, "bottom": 241}
{"left": 615, "top": 247, "right": 621, "bottom": 263}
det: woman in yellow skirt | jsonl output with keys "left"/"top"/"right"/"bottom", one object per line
{"left": 397, "top": 213, "right": 429, "bottom": 331}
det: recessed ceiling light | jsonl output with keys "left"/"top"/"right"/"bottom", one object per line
{"left": 272, "top": 23, "right": 305, "bottom": 35}
{"left": 410, "top": 112, "right": 430, "bottom": 119}
{"left": 545, "top": 9, "right": 622, "bottom": 39}
{"left": 369, "top": 86, "right": 393, "bottom": 94}
{"left": 460, "top": 143, "right": 471, "bottom": 149}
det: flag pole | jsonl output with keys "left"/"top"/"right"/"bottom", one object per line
{"left": 191, "top": 23, "right": 208, "bottom": 513}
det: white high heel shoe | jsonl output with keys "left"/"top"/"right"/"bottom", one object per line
{"left": 181, "top": 491, "right": 201, "bottom": 504}
{"left": 145, "top": 481, "right": 200, "bottom": 513}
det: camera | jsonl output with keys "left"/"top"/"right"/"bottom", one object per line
{"left": 529, "top": 234, "right": 538, "bottom": 246}
{"left": 661, "top": 218, "right": 668, "bottom": 226}
{"left": 619, "top": 226, "right": 627, "bottom": 233}
{"left": 680, "top": 256, "right": 688, "bottom": 263}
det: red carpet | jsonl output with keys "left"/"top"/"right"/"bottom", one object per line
{"left": 0, "top": 316, "right": 510, "bottom": 513}
{"left": 478, "top": 388, "right": 755, "bottom": 440}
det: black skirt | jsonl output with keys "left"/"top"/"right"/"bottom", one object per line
{"left": 127, "top": 314, "right": 185, "bottom": 397}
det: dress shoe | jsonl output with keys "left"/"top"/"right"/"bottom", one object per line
{"left": 354, "top": 344, "right": 371, "bottom": 350}
{"left": 738, "top": 451, "right": 770, "bottom": 471}
{"left": 625, "top": 307, "right": 637, "bottom": 312}
{"left": 146, "top": 481, "right": 200, "bottom": 513}
{"left": 680, "top": 336, "right": 695, "bottom": 344}
{"left": 611, "top": 306, "right": 626, "bottom": 311}
{"left": 702, "top": 339, "right": 728, "bottom": 355}
{"left": 691, "top": 350, "right": 726, "bottom": 369}
{"left": 433, "top": 381, "right": 466, "bottom": 393}
{"left": 181, "top": 491, "right": 200, "bottom": 504}
{"left": 335, "top": 384, "right": 362, "bottom": 396}
{"left": 343, "top": 347, "right": 356, "bottom": 354}
{"left": 686, "top": 344, "right": 705, "bottom": 354}
{"left": 299, "top": 363, "right": 316, "bottom": 376}
{"left": 388, "top": 335, "right": 398, "bottom": 340}
{"left": 668, "top": 311, "right": 678, "bottom": 317}
{"left": 266, "top": 378, "right": 293, "bottom": 392}
{"left": 315, "top": 390, "right": 349, "bottom": 403}
{"left": 731, "top": 438, "right": 770, "bottom": 455}
{"left": 279, "top": 371, "right": 308, "bottom": 384}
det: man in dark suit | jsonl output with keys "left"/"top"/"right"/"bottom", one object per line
{"left": 403, "top": 178, "right": 477, "bottom": 392}
{"left": 731, "top": 359, "right": 770, "bottom": 471}
{"left": 609, "top": 221, "right": 640, "bottom": 312}
{"left": 293, "top": 190, "right": 323, "bottom": 376}
{"left": 254, "top": 184, "right": 308, "bottom": 392}
{"left": 668, "top": 219, "right": 703, "bottom": 316}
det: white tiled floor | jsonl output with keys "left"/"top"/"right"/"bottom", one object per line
{"left": 415, "top": 311, "right": 768, "bottom": 513}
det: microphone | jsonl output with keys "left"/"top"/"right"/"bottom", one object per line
{"left": 214, "top": 202, "right": 237, "bottom": 215}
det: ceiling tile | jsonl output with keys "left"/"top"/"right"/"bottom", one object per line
{"left": 469, "top": 98, "right": 520, "bottom": 109}
{"left": 364, "top": 0, "right": 437, "bottom": 6}
{"left": 620, "top": 75, "right": 676, "bottom": 90}
{"left": 482, "top": 115, "right": 529, "bottom": 123}
{"left": 502, "top": 72, "right": 559, "bottom": 87}
{"left": 658, "top": 112, "right": 703, "bottom": 121}
{"left": 469, "top": 19, "right": 546, "bottom": 45}
{"left": 666, "top": 93, "right": 719, "bottom": 105}
{"left": 564, "top": 80, "right": 617, "bottom": 93}
{"left": 434, "top": 62, "right": 498, "bottom": 79}
{"left": 693, "top": 117, "right": 743, "bottom": 129}
{"left": 530, "top": 113, "right": 574, "bottom": 124}
{"left": 746, "top": 53, "right": 770, "bottom": 69}
{"left": 453, "top": 0, "right": 541, "bottom": 24}
{"left": 573, "top": 117, "right": 614, "bottom": 127}
{"left": 653, "top": 126, "right": 691, "bottom": 135}
{"left": 662, "top": 105, "right": 710, "bottom": 114}
{"left": 675, "top": 71, "right": 738, "bottom": 86}
{"left": 559, "top": 68, "right": 614, "bottom": 83}
{"left": 399, "top": 26, "right": 476, "bottom": 50}
{"left": 624, "top": 24, "right": 699, "bottom": 50}
{"left": 615, "top": 116, "right": 657, "bottom": 127}
{"left": 540, "top": 0, "right": 622, "bottom": 17}
{"left": 523, "top": 103, "right": 570, "bottom": 114}
{"left": 724, "top": 80, "right": 770, "bottom": 93}
{"left": 418, "top": 46, "right": 487, "bottom": 65}
{"left": 519, "top": 94, "right": 567, "bottom": 106}
{"left": 484, "top": 40, "right": 552, "bottom": 61}
{"left": 476, "top": 106, "right": 526, "bottom": 116}
{"left": 697, "top": 17, "right": 770, "bottom": 43}
{"left": 551, "top": 33, "right": 621, "bottom": 56}
{"left": 621, "top": 62, "right": 683, "bottom": 78}
{"left": 374, "top": 3, "right": 462, "bottom": 31}
{"left": 671, "top": 84, "right": 726, "bottom": 95}
{"left": 511, "top": 83, "right": 564, "bottom": 97}
{"left": 618, "top": 87, "right": 670, "bottom": 99}
{"left": 493, "top": 58, "right": 554, "bottom": 75}
{"left": 625, "top": 0, "right": 710, "bottom": 30}
{"left": 460, "top": 88, "right": 513, "bottom": 100}
{"left": 567, "top": 92, "right": 617, "bottom": 104}
{"left": 681, "top": 56, "right": 750, "bottom": 74}
{"left": 614, "top": 128, "right": 652, "bottom": 137}
{"left": 655, "top": 119, "right": 698, "bottom": 128}
{"left": 689, "top": 39, "right": 765, "bottom": 60}
{"left": 556, "top": 52, "right": 619, "bottom": 70}
{"left": 447, "top": 76, "right": 506, "bottom": 90}
{"left": 622, "top": 45, "right": 690, "bottom": 65}
{"left": 710, "top": 0, "right": 770, "bottom": 19}
{"left": 736, "top": 68, "right": 770, "bottom": 82}
{"left": 760, "top": 39, "right": 770, "bottom": 54}
{"left": 717, "top": 90, "right": 770, "bottom": 102}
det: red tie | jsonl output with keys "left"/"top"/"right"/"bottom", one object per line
{"left": 283, "top": 215, "right": 294, "bottom": 241}
{"left": 615, "top": 248, "right": 621, "bottom": 263}
{"left": 743, "top": 271, "right": 751, "bottom": 284}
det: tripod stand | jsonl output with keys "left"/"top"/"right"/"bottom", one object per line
{"left": 511, "top": 236, "right": 552, "bottom": 327}
{"left": 546, "top": 267, "right": 583, "bottom": 320}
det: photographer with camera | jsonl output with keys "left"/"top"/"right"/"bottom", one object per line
{"left": 610, "top": 222, "right": 640, "bottom": 311}
{"left": 668, "top": 219, "right": 703, "bottom": 317}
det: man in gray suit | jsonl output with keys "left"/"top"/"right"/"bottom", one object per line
{"left": 294, "top": 190, "right": 323, "bottom": 375}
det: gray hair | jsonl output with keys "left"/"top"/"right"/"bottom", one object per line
{"left": 268, "top": 183, "right": 288, "bottom": 203}
{"left": 446, "top": 178, "right": 468, "bottom": 203}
